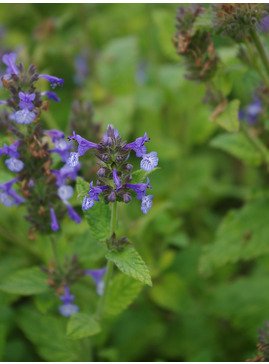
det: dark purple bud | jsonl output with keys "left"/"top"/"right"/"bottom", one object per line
{"left": 123, "top": 163, "right": 133, "bottom": 172}
{"left": 123, "top": 193, "right": 131, "bottom": 203}
{"left": 28, "top": 64, "right": 36, "bottom": 75}
{"left": 115, "top": 155, "right": 125, "bottom": 163}
{"left": 97, "top": 167, "right": 107, "bottom": 177}
{"left": 108, "top": 191, "right": 116, "bottom": 202}
{"left": 100, "top": 153, "right": 110, "bottom": 162}
{"left": 30, "top": 73, "right": 39, "bottom": 83}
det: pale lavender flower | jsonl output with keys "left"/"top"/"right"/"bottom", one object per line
{"left": 5, "top": 158, "right": 24, "bottom": 172}
{"left": 84, "top": 267, "right": 107, "bottom": 295}
{"left": 141, "top": 195, "right": 153, "bottom": 214}
{"left": 13, "top": 109, "right": 36, "bottom": 124}
{"left": 140, "top": 152, "right": 159, "bottom": 172}
{"left": 82, "top": 196, "right": 95, "bottom": 210}
{"left": 2, "top": 53, "right": 18, "bottom": 75}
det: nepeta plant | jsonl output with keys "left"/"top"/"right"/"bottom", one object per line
{"left": 0, "top": 53, "right": 81, "bottom": 238}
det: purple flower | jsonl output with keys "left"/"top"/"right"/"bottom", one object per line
{"left": 258, "top": 15, "right": 269, "bottom": 32}
{"left": 84, "top": 267, "right": 107, "bottom": 295}
{"left": 5, "top": 158, "right": 24, "bottom": 172}
{"left": 0, "top": 141, "right": 20, "bottom": 158}
{"left": 64, "top": 201, "right": 82, "bottom": 223}
{"left": 67, "top": 152, "right": 79, "bottom": 167}
{"left": 112, "top": 169, "right": 121, "bottom": 190}
{"left": 0, "top": 101, "right": 7, "bottom": 105}
{"left": 39, "top": 74, "right": 64, "bottom": 89}
{"left": 125, "top": 132, "right": 150, "bottom": 157}
{"left": 59, "top": 304, "right": 79, "bottom": 317}
{"left": 68, "top": 131, "right": 99, "bottom": 156}
{"left": 0, "top": 178, "right": 25, "bottom": 206}
{"left": 141, "top": 195, "right": 153, "bottom": 214}
{"left": 82, "top": 196, "right": 95, "bottom": 210}
{"left": 140, "top": 152, "right": 159, "bottom": 172}
{"left": 50, "top": 138, "right": 72, "bottom": 162}
{"left": 44, "top": 129, "right": 64, "bottom": 142}
{"left": 88, "top": 181, "right": 109, "bottom": 201}
{"left": 125, "top": 177, "right": 151, "bottom": 200}
{"left": 59, "top": 286, "right": 75, "bottom": 304}
{"left": 41, "top": 91, "right": 60, "bottom": 102}
{"left": 13, "top": 109, "right": 36, "bottom": 124}
{"left": 52, "top": 163, "right": 80, "bottom": 186}
{"left": 2, "top": 53, "right": 18, "bottom": 75}
{"left": 50, "top": 207, "right": 59, "bottom": 231}
{"left": 18, "top": 92, "right": 35, "bottom": 110}
{"left": 59, "top": 286, "right": 79, "bottom": 317}
{"left": 57, "top": 185, "right": 74, "bottom": 201}
{"left": 57, "top": 185, "right": 81, "bottom": 224}
{"left": 239, "top": 98, "right": 262, "bottom": 125}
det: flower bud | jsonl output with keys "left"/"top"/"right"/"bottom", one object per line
{"left": 97, "top": 167, "right": 107, "bottom": 177}
{"left": 123, "top": 193, "right": 131, "bottom": 203}
{"left": 108, "top": 191, "right": 116, "bottom": 202}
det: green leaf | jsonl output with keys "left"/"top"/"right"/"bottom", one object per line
{"left": 210, "top": 132, "right": 263, "bottom": 166}
{"left": 18, "top": 307, "right": 80, "bottom": 361}
{"left": 106, "top": 246, "right": 152, "bottom": 286}
{"left": 104, "top": 274, "right": 143, "bottom": 316}
{"left": 199, "top": 198, "right": 269, "bottom": 275}
{"left": 67, "top": 313, "right": 101, "bottom": 339}
{"left": 76, "top": 177, "right": 90, "bottom": 201}
{"left": 214, "top": 99, "right": 240, "bottom": 133}
{"left": 131, "top": 167, "right": 159, "bottom": 184}
{"left": 149, "top": 273, "right": 192, "bottom": 313}
{"left": 0, "top": 267, "right": 49, "bottom": 295}
{"left": 67, "top": 230, "right": 106, "bottom": 266}
{"left": 76, "top": 177, "right": 111, "bottom": 242}
{"left": 84, "top": 199, "right": 111, "bottom": 242}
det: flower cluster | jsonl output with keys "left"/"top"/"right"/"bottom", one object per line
{"left": 67, "top": 124, "right": 158, "bottom": 214}
{"left": 0, "top": 53, "right": 81, "bottom": 237}
{"left": 173, "top": 5, "right": 218, "bottom": 81}
{"left": 42, "top": 253, "right": 107, "bottom": 317}
{"left": 212, "top": 4, "right": 269, "bottom": 41}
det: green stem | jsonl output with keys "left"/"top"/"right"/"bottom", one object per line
{"left": 96, "top": 202, "right": 117, "bottom": 321}
{"left": 249, "top": 28, "right": 269, "bottom": 83}
{"left": 244, "top": 39, "right": 269, "bottom": 85}
{"left": 50, "top": 235, "right": 62, "bottom": 274}
{"left": 241, "top": 123, "right": 269, "bottom": 171}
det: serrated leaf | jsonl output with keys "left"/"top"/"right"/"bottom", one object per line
{"left": 210, "top": 132, "right": 263, "bottom": 166}
{"left": 104, "top": 274, "right": 143, "bottom": 316}
{"left": 214, "top": 99, "right": 240, "bottom": 133}
{"left": 199, "top": 198, "right": 269, "bottom": 275}
{"left": 18, "top": 307, "right": 79, "bottom": 361}
{"left": 0, "top": 267, "right": 48, "bottom": 295}
{"left": 67, "top": 313, "right": 101, "bottom": 339}
{"left": 106, "top": 247, "right": 152, "bottom": 286}
{"left": 67, "top": 230, "right": 106, "bottom": 266}
{"left": 76, "top": 177, "right": 111, "bottom": 242}
{"left": 76, "top": 177, "right": 90, "bottom": 201}
{"left": 131, "top": 167, "right": 159, "bottom": 184}
{"left": 84, "top": 199, "right": 111, "bottom": 242}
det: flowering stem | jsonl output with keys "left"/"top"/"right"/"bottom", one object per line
{"left": 249, "top": 29, "right": 269, "bottom": 83}
{"left": 96, "top": 202, "right": 117, "bottom": 321}
{"left": 50, "top": 235, "right": 63, "bottom": 274}
{"left": 244, "top": 39, "right": 269, "bottom": 87}
{"left": 241, "top": 123, "right": 269, "bottom": 171}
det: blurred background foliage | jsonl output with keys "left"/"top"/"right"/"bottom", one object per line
{"left": 0, "top": 3, "right": 268, "bottom": 362}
